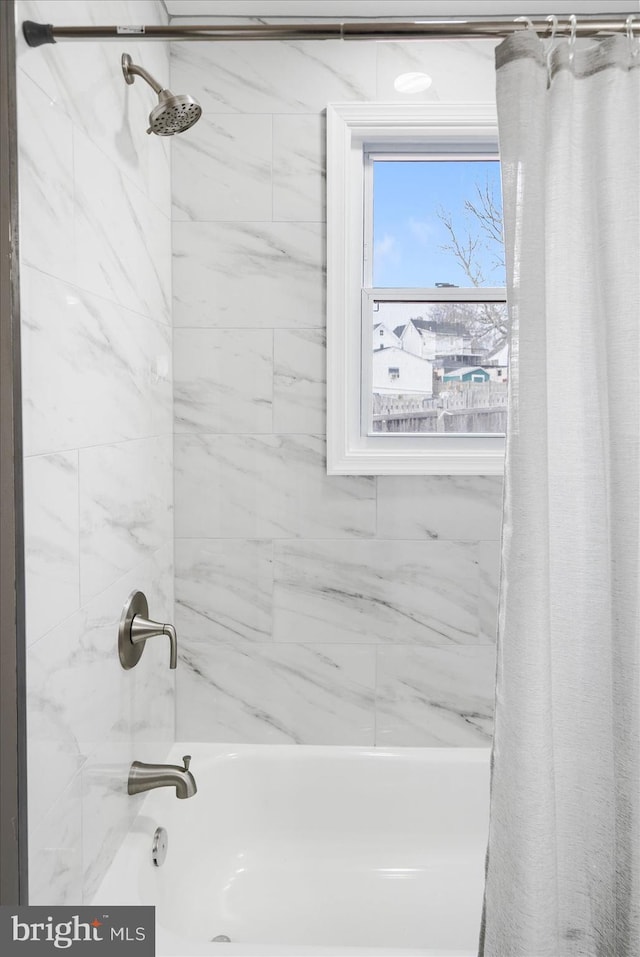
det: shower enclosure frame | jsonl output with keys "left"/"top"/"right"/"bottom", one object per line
{"left": 0, "top": 0, "right": 28, "bottom": 907}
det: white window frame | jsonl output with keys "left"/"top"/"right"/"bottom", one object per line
{"left": 326, "top": 101, "right": 504, "bottom": 476}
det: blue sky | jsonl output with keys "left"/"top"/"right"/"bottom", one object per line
{"left": 372, "top": 160, "right": 505, "bottom": 288}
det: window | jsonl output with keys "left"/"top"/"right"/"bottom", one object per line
{"left": 327, "top": 103, "right": 505, "bottom": 475}
{"left": 365, "top": 155, "right": 507, "bottom": 438}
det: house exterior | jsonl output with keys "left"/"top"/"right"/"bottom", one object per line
{"left": 393, "top": 321, "right": 427, "bottom": 358}
{"left": 443, "top": 367, "right": 490, "bottom": 383}
{"left": 373, "top": 323, "right": 401, "bottom": 351}
{"left": 484, "top": 365, "right": 509, "bottom": 382}
{"left": 372, "top": 347, "right": 433, "bottom": 395}
{"left": 390, "top": 317, "right": 490, "bottom": 370}
{"left": 372, "top": 316, "right": 503, "bottom": 397}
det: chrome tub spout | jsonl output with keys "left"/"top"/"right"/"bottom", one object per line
{"left": 128, "top": 755, "right": 197, "bottom": 799}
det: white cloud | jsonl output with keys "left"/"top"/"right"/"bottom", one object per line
{"left": 374, "top": 233, "right": 400, "bottom": 264}
{"left": 408, "top": 217, "right": 436, "bottom": 245}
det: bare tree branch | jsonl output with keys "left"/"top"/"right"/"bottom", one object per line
{"left": 465, "top": 182, "right": 504, "bottom": 251}
{"left": 437, "top": 207, "right": 484, "bottom": 286}
{"left": 436, "top": 178, "right": 507, "bottom": 351}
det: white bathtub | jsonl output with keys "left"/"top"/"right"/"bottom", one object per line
{"left": 93, "top": 744, "right": 490, "bottom": 957}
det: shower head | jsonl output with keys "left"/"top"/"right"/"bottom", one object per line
{"left": 121, "top": 53, "right": 202, "bottom": 136}
{"left": 147, "top": 91, "right": 202, "bottom": 136}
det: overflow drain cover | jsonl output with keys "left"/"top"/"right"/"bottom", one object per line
{"left": 212, "top": 936, "right": 231, "bottom": 942}
{"left": 152, "top": 827, "right": 168, "bottom": 867}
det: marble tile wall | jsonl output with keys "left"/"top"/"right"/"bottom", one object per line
{"left": 17, "top": 2, "right": 503, "bottom": 912}
{"left": 170, "top": 30, "right": 503, "bottom": 747}
{"left": 16, "top": 0, "right": 174, "bottom": 905}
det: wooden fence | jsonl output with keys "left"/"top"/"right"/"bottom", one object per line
{"left": 372, "top": 381, "right": 508, "bottom": 434}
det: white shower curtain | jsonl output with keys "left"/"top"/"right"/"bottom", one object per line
{"left": 481, "top": 30, "right": 640, "bottom": 957}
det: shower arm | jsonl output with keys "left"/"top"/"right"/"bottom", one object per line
{"left": 121, "top": 54, "right": 164, "bottom": 94}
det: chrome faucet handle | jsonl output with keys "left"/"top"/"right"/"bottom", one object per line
{"left": 182, "top": 755, "right": 191, "bottom": 771}
{"left": 119, "top": 591, "right": 178, "bottom": 670}
{"left": 130, "top": 615, "right": 178, "bottom": 670}
{"left": 164, "top": 624, "right": 177, "bottom": 670}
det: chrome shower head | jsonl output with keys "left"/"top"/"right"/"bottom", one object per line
{"left": 147, "top": 91, "right": 202, "bottom": 136}
{"left": 121, "top": 53, "right": 202, "bottom": 137}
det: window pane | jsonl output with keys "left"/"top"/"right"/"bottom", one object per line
{"left": 372, "top": 160, "right": 505, "bottom": 288}
{"left": 370, "top": 300, "right": 508, "bottom": 435}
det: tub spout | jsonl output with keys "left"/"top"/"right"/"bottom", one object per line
{"left": 128, "top": 754, "right": 197, "bottom": 799}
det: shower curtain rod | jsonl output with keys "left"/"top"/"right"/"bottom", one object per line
{"left": 21, "top": 15, "right": 639, "bottom": 47}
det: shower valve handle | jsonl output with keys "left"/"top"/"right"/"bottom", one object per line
{"left": 130, "top": 615, "right": 178, "bottom": 670}
{"left": 118, "top": 590, "right": 178, "bottom": 670}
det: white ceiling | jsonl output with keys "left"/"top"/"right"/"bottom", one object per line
{"left": 164, "top": 1, "right": 640, "bottom": 18}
